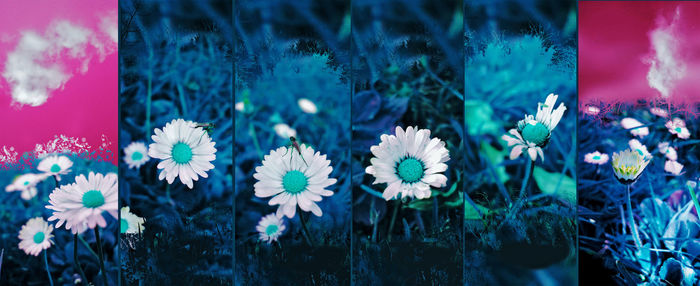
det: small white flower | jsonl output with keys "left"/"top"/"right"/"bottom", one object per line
{"left": 665, "top": 160, "right": 684, "bottom": 175}
{"left": 46, "top": 172, "right": 118, "bottom": 234}
{"left": 148, "top": 119, "right": 217, "bottom": 189}
{"left": 120, "top": 206, "right": 146, "bottom": 234}
{"left": 235, "top": 101, "right": 245, "bottom": 111}
{"left": 502, "top": 129, "right": 544, "bottom": 162}
{"left": 666, "top": 118, "right": 690, "bottom": 139}
{"left": 366, "top": 126, "right": 450, "bottom": 200}
{"left": 628, "top": 139, "right": 651, "bottom": 159}
{"left": 254, "top": 144, "right": 336, "bottom": 218}
{"left": 37, "top": 155, "right": 73, "bottom": 181}
{"left": 612, "top": 149, "right": 651, "bottom": 184}
{"left": 584, "top": 151, "right": 609, "bottom": 165}
{"left": 273, "top": 123, "right": 297, "bottom": 139}
{"left": 18, "top": 217, "right": 53, "bottom": 256}
{"left": 5, "top": 173, "right": 43, "bottom": 200}
{"left": 585, "top": 105, "right": 600, "bottom": 115}
{"left": 620, "top": 118, "right": 649, "bottom": 138}
{"left": 256, "top": 213, "right": 286, "bottom": 243}
{"left": 123, "top": 142, "right": 150, "bottom": 169}
{"left": 503, "top": 93, "right": 566, "bottom": 162}
{"left": 658, "top": 142, "right": 678, "bottom": 161}
{"left": 650, "top": 107, "right": 668, "bottom": 118}
{"left": 297, "top": 98, "right": 318, "bottom": 114}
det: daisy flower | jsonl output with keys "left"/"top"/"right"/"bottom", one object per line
{"left": 256, "top": 213, "right": 286, "bottom": 244}
{"left": 123, "top": 142, "right": 150, "bottom": 169}
{"left": 365, "top": 126, "right": 450, "bottom": 200}
{"left": 297, "top": 98, "right": 318, "bottom": 114}
{"left": 37, "top": 155, "right": 72, "bottom": 181}
{"left": 628, "top": 139, "right": 651, "bottom": 159}
{"left": 620, "top": 118, "right": 649, "bottom": 138}
{"left": 658, "top": 142, "right": 678, "bottom": 161}
{"left": 502, "top": 93, "right": 566, "bottom": 162}
{"left": 584, "top": 151, "right": 609, "bottom": 165}
{"left": 46, "top": 172, "right": 118, "bottom": 234}
{"left": 120, "top": 206, "right": 146, "bottom": 234}
{"left": 5, "top": 173, "right": 43, "bottom": 200}
{"left": 650, "top": 107, "right": 668, "bottom": 118}
{"left": 666, "top": 118, "right": 691, "bottom": 139}
{"left": 18, "top": 217, "right": 54, "bottom": 256}
{"left": 254, "top": 144, "right": 336, "bottom": 218}
{"left": 665, "top": 160, "right": 684, "bottom": 175}
{"left": 149, "top": 119, "right": 217, "bottom": 189}
{"left": 273, "top": 123, "right": 297, "bottom": 139}
{"left": 585, "top": 105, "right": 600, "bottom": 116}
{"left": 235, "top": 101, "right": 245, "bottom": 111}
{"left": 612, "top": 149, "right": 651, "bottom": 185}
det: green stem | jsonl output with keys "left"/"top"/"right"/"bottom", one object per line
{"left": 297, "top": 208, "right": 315, "bottom": 247}
{"left": 78, "top": 235, "right": 100, "bottom": 260}
{"left": 687, "top": 184, "right": 700, "bottom": 217}
{"left": 73, "top": 234, "right": 88, "bottom": 285}
{"left": 627, "top": 185, "right": 642, "bottom": 250}
{"left": 94, "top": 228, "right": 109, "bottom": 285}
{"left": 248, "top": 122, "right": 263, "bottom": 161}
{"left": 43, "top": 249, "right": 54, "bottom": 286}
{"left": 145, "top": 51, "right": 153, "bottom": 137}
{"left": 387, "top": 199, "right": 402, "bottom": 242}
{"left": 501, "top": 159, "right": 534, "bottom": 227}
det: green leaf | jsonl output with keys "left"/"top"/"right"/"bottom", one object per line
{"left": 533, "top": 167, "right": 575, "bottom": 204}
{"left": 465, "top": 202, "right": 490, "bottom": 220}
{"left": 465, "top": 100, "right": 500, "bottom": 136}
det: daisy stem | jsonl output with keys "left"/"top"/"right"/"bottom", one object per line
{"left": 387, "top": 199, "right": 402, "bottom": 242}
{"left": 297, "top": 207, "right": 315, "bottom": 247}
{"left": 248, "top": 122, "right": 263, "bottom": 161}
{"left": 73, "top": 234, "right": 88, "bottom": 285}
{"left": 145, "top": 52, "right": 153, "bottom": 137}
{"left": 626, "top": 185, "right": 642, "bottom": 250}
{"left": 78, "top": 234, "right": 100, "bottom": 260}
{"left": 43, "top": 249, "right": 54, "bottom": 286}
{"left": 503, "top": 159, "right": 534, "bottom": 225}
{"left": 94, "top": 228, "right": 109, "bottom": 285}
{"left": 687, "top": 184, "right": 700, "bottom": 218}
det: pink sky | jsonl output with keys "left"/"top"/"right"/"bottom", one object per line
{"left": 0, "top": 0, "right": 117, "bottom": 165}
{"left": 579, "top": 1, "right": 700, "bottom": 108}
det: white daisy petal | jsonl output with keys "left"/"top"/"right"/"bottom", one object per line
{"left": 46, "top": 172, "right": 118, "bottom": 234}
{"left": 18, "top": 217, "right": 54, "bottom": 256}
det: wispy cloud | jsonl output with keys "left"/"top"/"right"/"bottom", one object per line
{"left": 646, "top": 7, "right": 685, "bottom": 98}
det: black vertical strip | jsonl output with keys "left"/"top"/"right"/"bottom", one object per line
{"left": 231, "top": 0, "right": 237, "bottom": 285}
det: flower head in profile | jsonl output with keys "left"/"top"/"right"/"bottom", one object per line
{"left": 256, "top": 213, "right": 286, "bottom": 244}
{"left": 149, "top": 119, "right": 217, "bottom": 189}
{"left": 664, "top": 160, "right": 684, "bottom": 175}
{"left": 612, "top": 149, "right": 651, "bottom": 185}
{"left": 37, "top": 155, "right": 72, "bottom": 181}
{"left": 5, "top": 173, "right": 43, "bottom": 200}
{"left": 18, "top": 217, "right": 53, "bottom": 256}
{"left": 297, "top": 98, "right": 318, "bottom": 114}
{"left": 650, "top": 107, "right": 668, "bottom": 118}
{"left": 628, "top": 139, "right": 651, "bottom": 159}
{"left": 123, "top": 142, "right": 150, "bottom": 169}
{"left": 273, "top": 123, "right": 297, "bottom": 139}
{"left": 120, "top": 206, "right": 146, "bottom": 234}
{"left": 584, "top": 151, "right": 609, "bottom": 165}
{"left": 366, "top": 126, "right": 450, "bottom": 200}
{"left": 620, "top": 118, "right": 649, "bottom": 138}
{"left": 665, "top": 118, "right": 690, "bottom": 139}
{"left": 46, "top": 172, "right": 118, "bottom": 234}
{"left": 254, "top": 144, "right": 336, "bottom": 218}
{"left": 658, "top": 142, "right": 677, "bottom": 161}
{"left": 502, "top": 93, "right": 566, "bottom": 162}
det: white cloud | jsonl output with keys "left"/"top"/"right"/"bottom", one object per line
{"left": 2, "top": 17, "right": 117, "bottom": 107}
{"left": 646, "top": 7, "right": 685, "bottom": 98}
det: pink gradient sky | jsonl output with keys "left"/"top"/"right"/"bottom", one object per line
{"left": 579, "top": 1, "right": 700, "bottom": 107}
{"left": 0, "top": 0, "right": 117, "bottom": 164}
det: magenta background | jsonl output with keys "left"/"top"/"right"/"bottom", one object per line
{"left": 0, "top": 0, "right": 117, "bottom": 164}
{"left": 579, "top": 1, "right": 700, "bottom": 107}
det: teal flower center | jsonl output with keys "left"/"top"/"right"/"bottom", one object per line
{"left": 265, "top": 224, "right": 279, "bottom": 236}
{"left": 131, "top": 151, "right": 143, "bottom": 161}
{"left": 82, "top": 190, "right": 105, "bottom": 208}
{"left": 171, "top": 142, "right": 193, "bottom": 164}
{"left": 120, "top": 219, "right": 128, "bottom": 233}
{"left": 636, "top": 149, "right": 644, "bottom": 156}
{"left": 50, "top": 164, "right": 61, "bottom": 173}
{"left": 592, "top": 155, "right": 601, "bottom": 160}
{"left": 396, "top": 158, "right": 424, "bottom": 183}
{"left": 675, "top": 127, "right": 682, "bottom": 133}
{"left": 282, "top": 170, "right": 308, "bottom": 194}
{"left": 33, "top": 232, "right": 45, "bottom": 244}
{"left": 23, "top": 181, "right": 29, "bottom": 186}
{"left": 521, "top": 122, "right": 550, "bottom": 146}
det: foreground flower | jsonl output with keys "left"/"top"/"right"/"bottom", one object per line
{"left": 665, "top": 160, "right": 684, "bottom": 175}
{"left": 297, "top": 98, "right": 318, "bottom": 114}
{"left": 650, "top": 107, "right": 668, "bottom": 118}
{"left": 5, "top": 173, "right": 43, "bottom": 200}
{"left": 502, "top": 93, "right": 566, "bottom": 161}
{"left": 254, "top": 144, "right": 336, "bottom": 218}
{"left": 18, "top": 217, "right": 54, "bottom": 256}
{"left": 658, "top": 142, "right": 678, "bottom": 161}
{"left": 120, "top": 206, "right": 146, "bottom": 234}
{"left": 37, "top": 155, "right": 73, "bottom": 181}
{"left": 612, "top": 149, "right": 651, "bottom": 184}
{"left": 584, "top": 151, "right": 609, "bottom": 165}
{"left": 256, "top": 213, "right": 286, "bottom": 244}
{"left": 502, "top": 129, "right": 543, "bottom": 162}
{"left": 273, "top": 123, "right": 297, "bottom": 139}
{"left": 46, "top": 172, "right": 118, "bottom": 234}
{"left": 628, "top": 139, "right": 651, "bottom": 159}
{"left": 149, "top": 119, "right": 217, "bottom": 189}
{"left": 366, "top": 126, "right": 450, "bottom": 200}
{"left": 123, "top": 142, "right": 150, "bottom": 169}
{"left": 620, "top": 118, "right": 649, "bottom": 138}
{"left": 666, "top": 118, "right": 690, "bottom": 139}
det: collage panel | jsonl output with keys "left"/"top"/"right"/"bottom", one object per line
{"left": 118, "top": 0, "right": 233, "bottom": 284}
{"left": 0, "top": 1, "right": 119, "bottom": 285}
{"left": 579, "top": 1, "right": 700, "bottom": 285}
{"left": 233, "top": 0, "right": 352, "bottom": 284}
{"left": 463, "top": 0, "right": 577, "bottom": 284}
{"left": 351, "top": 0, "right": 464, "bottom": 284}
